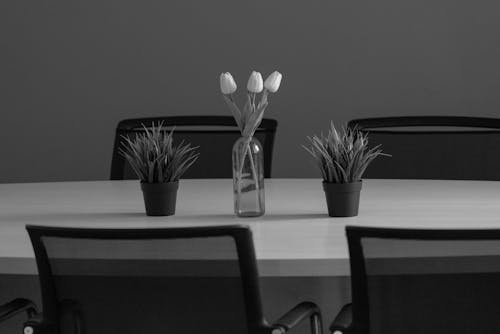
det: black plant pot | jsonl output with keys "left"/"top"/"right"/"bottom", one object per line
{"left": 322, "top": 181, "right": 362, "bottom": 217}
{"left": 140, "top": 182, "right": 179, "bottom": 216}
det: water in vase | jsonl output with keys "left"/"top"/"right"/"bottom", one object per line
{"left": 232, "top": 136, "right": 265, "bottom": 217}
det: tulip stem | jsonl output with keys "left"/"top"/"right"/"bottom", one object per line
{"left": 236, "top": 141, "right": 248, "bottom": 200}
{"left": 236, "top": 137, "right": 262, "bottom": 212}
{"left": 246, "top": 142, "right": 260, "bottom": 198}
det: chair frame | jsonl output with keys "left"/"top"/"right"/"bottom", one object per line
{"left": 347, "top": 116, "right": 500, "bottom": 181}
{"left": 331, "top": 226, "right": 500, "bottom": 334}
{"left": 18, "top": 224, "right": 321, "bottom": 334}
{"left": 348, "top": 116, "right": 500, "bottom": 134}
{"left": 110, "top": 115, "right": 278, "bottom": 180}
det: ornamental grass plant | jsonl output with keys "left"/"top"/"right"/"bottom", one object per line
{"left": 119, "top": 123, "right": 199, "bottom": 183}
{"left": 304, "top": 123, "right": 387, "bottom": 183}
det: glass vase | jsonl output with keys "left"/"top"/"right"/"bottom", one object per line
{"left": 232, "top": 136, "right": 265, "bottom": 217}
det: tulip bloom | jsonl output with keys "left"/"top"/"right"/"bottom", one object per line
{"left": 247, "top": 71, "right": 263, "bottom": 93}
{"left": 264, "top": 71, "right": 282, "bottom": 93}
{"left": 220, "top": 72, "right": 237, "bottom": 95}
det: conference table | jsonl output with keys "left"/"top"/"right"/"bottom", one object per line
{"left": 1, "top": 178, "right": 500, "bottom": 333}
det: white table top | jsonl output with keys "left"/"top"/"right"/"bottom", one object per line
{"left": 1, "top": 178, "right": 500, "bottom": 276}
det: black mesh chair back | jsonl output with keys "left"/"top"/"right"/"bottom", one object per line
{"left": 26, "top": 225, "right": 270, "bottom": 334}
{"left": 348, "top": 116, "right": 500, "bottom": 180}
{"left": 110, "top": 116, "right": 278, "bottom": 179}
{"left": 346, "top": 226, "right": 500, "bottom": 334}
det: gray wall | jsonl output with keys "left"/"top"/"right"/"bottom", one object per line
{"left": 1, "top": 0, "right": 500, "bottom": 182}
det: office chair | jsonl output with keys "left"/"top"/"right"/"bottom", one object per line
{"left": 1, "top": 225, "right": 322, "bottom": 334}
{"left": 331, "top": 226, "right": 500, "bottom": 334}
{"left": 348, "top": 116, "right": 500, "bottom": 180}
{"left": 110, "top": 116, "right": 278, "bottom": 179}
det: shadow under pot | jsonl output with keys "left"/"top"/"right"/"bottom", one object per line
{"left": 322, "top": 181, "right": 362, "bottom": 217}
{"left": 140, "top": 182, "right": 179, "bottom": 216}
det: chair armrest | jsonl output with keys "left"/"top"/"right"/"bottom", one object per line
{"left": 272, "top": 301, "right": 321, "bottom": 333}
{"left": 24, "top": 314, "right": 55, "bottom": 334}
{"left": 329, "top": 303, "right": 353, "bottom": 334}
{"left": 0, "top": 298, "right": 38, "bottom": 323}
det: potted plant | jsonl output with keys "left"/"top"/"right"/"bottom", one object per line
{"left": 120, "top": 123, "right": 199, "bottom": 216}
{"left": 304, "top": 123, "right": 386, "bottom": 217}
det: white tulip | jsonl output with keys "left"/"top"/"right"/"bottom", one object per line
{"left": 220, "top": 72, "right": 237, "bottom": 95}
{"left": 247, "top": 71, "right": 263, "bottom": 93}
{"left": 264, "top": 71, "right": 282, "bottom": 93}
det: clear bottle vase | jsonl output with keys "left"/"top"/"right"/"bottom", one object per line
{"left": 232, "top": 136, "right": 265, "bottom": 217}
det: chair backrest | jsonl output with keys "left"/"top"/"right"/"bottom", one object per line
{"left": 110, "top": 116, "right": 278, "bottom": 179}
{"left": 26, "top": 225, "right": 270, "bottom": 334}
{"left": 348, "top": 116, "right": 500, "bottom": 180}
{"left": 346, "top": 226, "right": 500, "bottom": 334}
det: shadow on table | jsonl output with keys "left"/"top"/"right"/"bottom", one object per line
{"left": 172, "top": 213, "right": 327, "bottom": 222}
{"left": 0, "top": 212, "right": 328, "bottom": 224}
{"left": 0, "top": 212, "right": 146, "bottom": 223}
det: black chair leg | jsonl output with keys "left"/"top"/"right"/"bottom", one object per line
{"left": 310, "top": 312, "right": 323, "bottom": 334}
